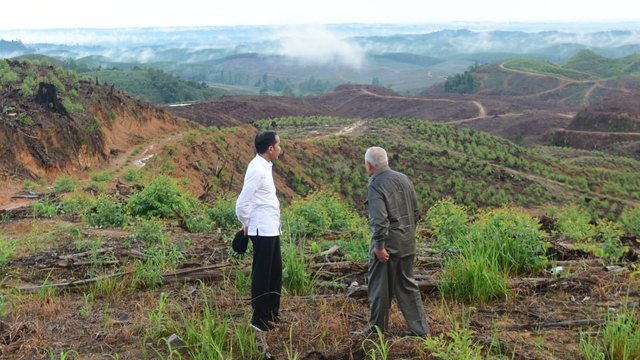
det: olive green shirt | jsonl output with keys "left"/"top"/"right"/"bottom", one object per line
{"left": 367, "top": 167, "right": 420, "bottom": 256}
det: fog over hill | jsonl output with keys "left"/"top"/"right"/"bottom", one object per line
{"left": 3, "top": 23, "right": 640, "bottom": 94}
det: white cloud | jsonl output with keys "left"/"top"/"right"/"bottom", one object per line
{"left": 276, "top": 25, "right": 365, "bottom": 69}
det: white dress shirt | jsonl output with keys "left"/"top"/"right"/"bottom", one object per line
{"left": 235, "top": 154, "right": 281, "bottom": 236}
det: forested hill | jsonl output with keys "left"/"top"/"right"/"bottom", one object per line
{"left": 80, "top": 67, "right": 227, "bottom": 104}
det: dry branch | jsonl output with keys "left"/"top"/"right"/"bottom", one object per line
{"left": 54, "top": 259, "right": 120, "bottom": 268}
{"left": 509, "top": 318, "right": 603, "bottom": 331}
{"left": 58, "top": 248, "right": 113, "bottom": 260}
{"left": 319, "top": 245, "right": 340, "bottom": 257}
{"left": 10, "top": 193, "right": 42, "bottom": 199}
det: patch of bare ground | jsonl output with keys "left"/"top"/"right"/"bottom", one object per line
{"left": 162, "top": 95, "right": 338, "bottom": 127}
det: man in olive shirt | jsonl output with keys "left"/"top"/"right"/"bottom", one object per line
{"left": 364, "top": 146, "right": 429, "bottom": 336}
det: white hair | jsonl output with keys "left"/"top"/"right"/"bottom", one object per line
{"left": 365, "top": 146, "right": 388, "bottom": 169}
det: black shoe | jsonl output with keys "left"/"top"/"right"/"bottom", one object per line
{"left": 251, "top": 320, "right": 273, "bottom": 331}
{"left": 402, "top": 331, "right": 428, "bottom": 338}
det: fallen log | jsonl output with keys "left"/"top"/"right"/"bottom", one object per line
{"left": 16, "top": 271, "right": 131, "bottom": 291}
{"left": 10, "top": 192, "right": 50, "bottom": 200}
{"left": 0, "top": 204, "right": 32, "bottom": 219}
{"left": 54, "top": 259, "right": 120, "bottom": 268}
{"left": 319, "top": 245, "right": 341, "bottom": 257}
{"left": 346, "top": 277, "right": 558, "bottom": 299}
{"left": 509, "top": 318, "right": 603, "bottom": 331}
{"left": 554, "top": 259, "right": 603, "bottom": 267}
{"left": 59, "top": 248, "right": 113, "bottom": 260}
{"left": 311, "top": 261, "right": 365, "bottom": 272}
{"left": 346, "top": 279, "right": 440, "bottom": 298}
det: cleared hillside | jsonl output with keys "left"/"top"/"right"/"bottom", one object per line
{"left": 161, "top": 95, "right": 338, "bottom": 127}
{"left": 568, "top": 93, "right": 640, "bottom": 133}
{"left": 0, "top": 59, "right": 186, "bottom": 184}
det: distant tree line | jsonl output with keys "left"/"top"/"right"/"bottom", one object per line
{"left": 444, "top": 64, "right": 480, "bottom": 94}
{"left": 0, "top": 39, "right": 29, "bottom": 53}
{"left": 86, "top": 67, "right": 226, "bottom": 104}
{"left": 254, "top": 74, "right": 334, "bottom": 97}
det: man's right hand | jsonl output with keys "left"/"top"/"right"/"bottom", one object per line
{"left": 374, "top": 247, "right": 390, "bottom": 263}
{"left": 242, "top": 226, "right": 248, "bottom": 237}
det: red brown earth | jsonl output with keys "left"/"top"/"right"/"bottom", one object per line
{"left": 0, "top": 81, "right": 187, "bottom": 207}
{"left": 161, "top": 95, "right": 338, "bottom": 127}
{"left": 163, "top": 84, "right": 579, "bottom": 146}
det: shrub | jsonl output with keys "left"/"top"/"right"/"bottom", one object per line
{"left": 131, "top": 217, "right": 166, "bottom": 244}
{"left": 84, "top": 195, "right": 128, "bottom": 228}
{"left": 595, "top": 220, "right": 625, "bottom": 265}
{"left": 32, "top": 197, "right": 58, "bottom": 218}
{"left": 16, "top": 113, "right": 34, "bottom": 126}
{"left": 122, "top": 168, "right": 145, "bottom": 183}
{"left": 0, "top": 237, "right": 16, "bottom": 269}
{"left": 90, "top": 171, "right": 114, "bottom": 182}
{"left": 283, "top": 200, "right": 330, "bottom": 239}
{"left": 619, "top": 205, "right": 640, "bottom": 237}
{"left": 425, "top": 197, "right": 469, "bottom": 244}
{"left": 468, "top": 207, "right": 548, "bottom": 275}
{"left": 282, "top": 191, "right": 356, "bottom": 239}
{"left": 127, "top": 175, "right": 194, "bottom": 219}
{"left": 556, "top": 206, "right": 596, "bottom": 242}
{"left": 206, "top": 197, "right": 238, "bottom": 231}
{"left": 184, "top": 210, "right": 214, "bottom": 233}
{"left": 316, "top": 191, "right": 355, "bottom": 231}
{"left": 439, "top": 206, "right": 547, "bottom": 303}
{"left": 53, "top": 176, "right": 76, "bottom": 194}
{"left": 60, "top": 192, "right": 95, "bottom": 216}
{"left": 423, "top": 317, "right": 484, "bottom": 359}
{"left": 84, "top": 181, "right": 106, "bottom": 194}
{"left": 21, "top": 180, "right": 38, "bottom": 192}
{"left": 62, "top": 97, "right": 83, "bottom": 113}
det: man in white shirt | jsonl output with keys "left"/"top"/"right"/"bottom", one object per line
{"left": 236, "top": 130, "right": 282, "bottom": 331}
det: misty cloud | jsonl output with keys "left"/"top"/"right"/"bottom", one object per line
{"left": 275, "top": 26, "right": 365, "bottom": 69}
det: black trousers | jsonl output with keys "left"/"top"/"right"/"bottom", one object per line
{"left": 250, "top": 235, "right": 282, "bottom": 330}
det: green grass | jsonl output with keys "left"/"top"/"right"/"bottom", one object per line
{"left": 53, "top": 177, "right": 76, "bottom": 194}
{"left": 580, "top": 308, "right": 640, "bottom": 360}
{"left": 0, "top": 237, "right": 16, "bottom": 269}
{"left": 90, "top": 171, "right": 115, "bottom": 182}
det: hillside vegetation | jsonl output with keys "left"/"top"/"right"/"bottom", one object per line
{"left": 119, "top": 117, "right": 640, "bottom": 223}
{"left": 80, "top": 67, "right": 227, "bottom": 104}
{"left": 0, "top": 114, "right": 638, "bottom": 359}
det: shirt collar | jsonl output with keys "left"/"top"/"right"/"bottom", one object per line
{"left": 369, "top": 166, "right": 390, "bottom": 184}
{"left": 255, "top": 154, "right": 273, "bottom": 169}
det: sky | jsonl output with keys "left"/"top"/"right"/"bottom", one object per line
{"left": 2, "top": 0, "right": 640, "bottom": 30}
